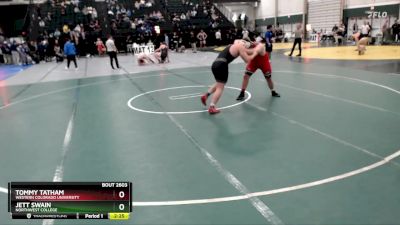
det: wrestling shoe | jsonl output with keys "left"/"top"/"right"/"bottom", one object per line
{"left": 208, "top": 106, "right": 220, "bottom": 114}
{"left": 201, "top": 94, "right": 208, "bottom": 106}
{"left": 272, "top": 90, "right": 280, "bottom": 97}
{"left": 236, "top": 91, "right": 245, "bottom": 101}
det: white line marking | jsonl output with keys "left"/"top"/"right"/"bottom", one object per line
{"left": 0, "top": 187, "right": 7, "bottom": 194}
{"left": 274, "top": 82, "right": 400, "bottom": 116}
{"left": 166, "top": 115, "right": 283, "bottom": 224}
{"left": 130, "top": 148, "right": 400, "bottom": 206}
{"left": 1, "top": 147, "right": 400, "bottom": 207}
{"left": 43, "top": 87, "right": 79, "bottom": 225}
{"left": 270, "top": 111, "right": 400, "bottom": 167}
{"left": 275, "top": 70, "right": 400, "bottom": 95}
{"left": 0, "top": 69, "right": 399, "bottom": 209}
{"left": 169, "top": 93, "right": 202, "bottom": 100}
{"left": 127, "top": 86, "right": 251, "bottom": 114}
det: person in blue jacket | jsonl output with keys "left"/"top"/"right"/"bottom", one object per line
{"left": 63, "top": 38, "right": 78, "bottom": 69}
{"left": 265, "top": 25, "right": 273, "bottom": 59}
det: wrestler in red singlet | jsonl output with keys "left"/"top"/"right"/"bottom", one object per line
{"left": 236, "top": 39, "right": 280, "bottom": 100}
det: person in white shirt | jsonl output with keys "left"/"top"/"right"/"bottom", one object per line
{"left": 360, "top": 21, "right": 370, "bottom": 38}
{"left": 215, "top": 29, "right": 222, "bottom": 46}
{"left": 106, "top": 35, "right": 120, "bottom": 69}
{"left": 242, "top": 29, "right": 249, "bottom": 40}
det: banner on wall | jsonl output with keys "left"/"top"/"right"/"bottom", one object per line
{"left": 127, "top": 44, "right": 155, "bottom": 55}
{"left": 365, "top": 10, "right": 388, "bottom": 18}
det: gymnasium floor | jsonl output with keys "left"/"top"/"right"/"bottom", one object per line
{"left": 0, "top": 45, "right": 400, "bottom": 225}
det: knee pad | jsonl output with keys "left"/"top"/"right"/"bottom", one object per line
{"left": 264, "top": 72, "right": 272, "bottom": 79}
{"left": 245, "top": 70, "right": 253, "bottom": 76}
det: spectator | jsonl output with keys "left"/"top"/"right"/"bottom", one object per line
{"left": 39, "top": 18, "right": 45, "bottom": 28}
{"left": 360, "top": 21, "right": 370, "bottom": 38}
{"left": 189, "top": 31, "right": 197, "bottom": 53}
{"left": 0, "top": 44, "right": 3, "bottom": 64}
{"left": 92, "top": 8, "right": 98, "bottom": 19}
{"left": 392, "top": 19, "right": 399, "bottom": 42}
{"left": 352, "top": 22, "right": 358, "bottom": 34}
{"left": 191, "top": 9, "right": 197, "bottom": 17}
{"left": 46, "top": 12, "right": 52, "bottom": 22}
{"left": 367, "top": 22, "right": 372, "bottom": 36}
{"left": 172, "top": 32, "right": 180, "bottom": 51}
{"left": 74, "top": 5, "right": 80, "bottom": 14}
{"left": 242, "top": 29, "right": 249, "bottom": 40}
{"left": 17, "top": 42, "right": 28, "bottom": 65}
{"left": 335, "top": 23, "right": 345, "bottom": 45}
{"left": 157, "top": 11, "right": 163, "bottom": 19}
{"left": 54, "top": 40, "right": 63, "bottom": 62}
{"left": 105, "top": 35, "right": 120, "bottom": 69}
{"left": 10, "top": 41, "right": 19, "bottom": 65}
{"left": 180, "top": 13, "right": 186, "bottom": 20}
{"left": 164, "top": 33, "right": 170, "bottom": 48}
{"left": 265, "top": 25, "right": 273, "bottom": 58}
{"left": 54, "top": 29, "right": 61, "bottom": 38}
{"left": 145, "top": 1, "right": 152, "bottom": 7}
{"left": 186, "top": 11, "right": 191, "bottom": 20}
{"left": 2, "top": 42, "right": 12, "bottom": 64}
{"left": 63, "top": 38, "right": 78, "bottom": 69}
{"left": 332, "top": 24, "right": 338, "bottom": 33}
{"left": 215, "top": 29, "right": 222, "bottom": 46}
{"left": 275, "top": 24, "right": 283, "bottom": 42}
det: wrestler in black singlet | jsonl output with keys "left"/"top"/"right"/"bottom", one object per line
{"left": 160, "top": 47, "right": 168, "bottom": 63}
{"left": 211, "top": 45, "right": 236, "bottom": 83}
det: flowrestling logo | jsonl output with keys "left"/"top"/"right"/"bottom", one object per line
{"left": 366, "top": 11, "right": 388, "bottom": 18}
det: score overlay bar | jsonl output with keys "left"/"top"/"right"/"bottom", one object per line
{"left": 8, "top": 182, "right": 132, "bottom": 220}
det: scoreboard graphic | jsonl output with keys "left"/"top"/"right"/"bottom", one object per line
{"left": 8, "top": 182, "right": 132, "bottom": 220}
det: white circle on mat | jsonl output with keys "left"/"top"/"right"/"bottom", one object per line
{"left": 127, "top": 85, "right": 251, "bottom": 114}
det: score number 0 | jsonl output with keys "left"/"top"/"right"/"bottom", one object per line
{"left": 118, "top": 191, "right": 126, "bottom": 211}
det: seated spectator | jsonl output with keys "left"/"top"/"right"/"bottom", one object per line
{"left": 131, "top": 20, "right": 136, "bottom": 29}
{"left": 157, "top": 11, "right": 163, "bottom": 19}
{"left": 92, "top": 8, "right": 98, "bottom": 19}
{"left": 191, "top": 9, "right": 197, "bottom": 17}
{"left": 46, "top": 12, "right": 52, "bottom": 22}
{"left": 54, "top": 40, "right": 64, "bottom": 62}
{"left": 39, "top": 18, "right": 45, "bottom": 28}
{"left": 335, "top": 23, "right": 345, "bottom": 45}
{"left": 180, "top": 13, "right": 186, "bottom": 20}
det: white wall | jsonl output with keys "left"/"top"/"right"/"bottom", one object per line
{"left": 222, "top": 2, "right": 255, "bottom": 19}
{"left": 221, "top": 2, "right": 256, "bottom": 29}
{"left": 0, "top": 0, "right": 44, "bottom": 6}
{"left": 255, "top": 0, "right": 305, "bottom": 19}
{"left": 278, "top": 0, "right": 304, "bottom": 16}
{"left": 345, "top": 0, "right": 400, "bottom": 9}
{"left": 255, "top": 0, "right": 275, "bottom": 19}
